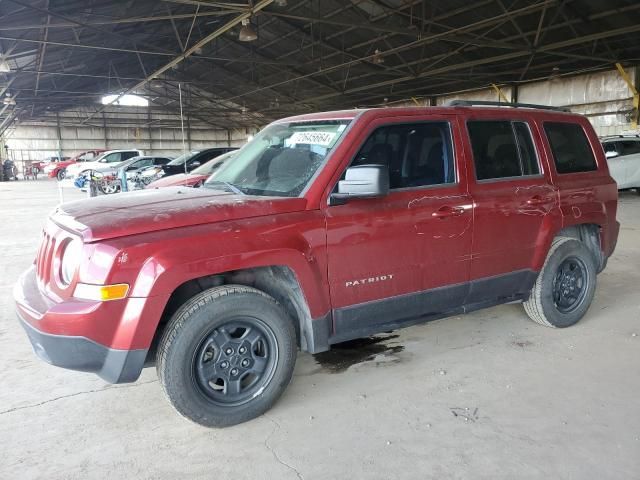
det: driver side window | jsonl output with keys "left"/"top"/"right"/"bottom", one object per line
{"left": 348, "top": 122, "right": 455, "bottom": 189}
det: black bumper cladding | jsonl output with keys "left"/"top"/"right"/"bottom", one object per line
{"left": 18, "top": 316, "right": 147, "bottom": 384}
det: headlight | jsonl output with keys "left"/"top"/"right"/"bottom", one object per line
{"left": 60, "top": 238, "right": 83, "bottom": 285}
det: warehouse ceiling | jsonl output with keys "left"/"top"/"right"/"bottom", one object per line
{"left": 1, "top": 0, "right": 640, "bottom": 132}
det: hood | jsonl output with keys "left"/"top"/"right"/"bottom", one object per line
{"left": 146, "top": 173, "right": 205, "bottom": 189}
{"left": 52, "top": 186, "right": 307, "bottom": 242}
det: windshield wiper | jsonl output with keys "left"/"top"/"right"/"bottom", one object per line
{"left": 205, "top": 180, "right": 245, "bottom": 195}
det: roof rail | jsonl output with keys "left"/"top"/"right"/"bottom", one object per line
{"left": 600, "top": 134, "right": 640, "bottom": 139}
{"left": 446, "top": 99, "right": 570, "bottom": 113}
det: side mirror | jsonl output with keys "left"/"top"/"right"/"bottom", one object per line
{"left": 605, "top": 150, "right": 619, "bottom": 159}
{"left": 332, "top": 164, "right": 389, "bottom": 201}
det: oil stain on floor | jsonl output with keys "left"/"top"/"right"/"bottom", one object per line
{"left": 313, "top": 334, "right": 404, "bottom": 373}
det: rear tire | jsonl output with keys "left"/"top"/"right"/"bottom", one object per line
{"left": 523, "top": 237, "right": 597, "bottom": 328}
{"left": 157, "top": 285, "right": 297, "bottom": 428}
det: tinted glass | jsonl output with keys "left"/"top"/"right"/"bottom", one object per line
{"left": 193, "top": 151, "right": 235, "bottom": 175}
{"left": 513, "top": 122, "right": 540, "bottom": 175}
{"left": 619, "top": 140, "right": 640, "bottom": 156}
{"left": 351, "top": 122, "right": 455, "bottom": 189}
{"left": 544, "top": 122, "right": 597, "bottom": 174}
{"left": 468, "top": 121, "right": 521, "bottom": 180}
{"left": 167, "top": 151, "right": 199, "bottom": 166}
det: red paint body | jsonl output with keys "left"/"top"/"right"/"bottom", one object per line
{"left": 46, "top": 149, "right": 107, "bottom": 178}
{"left": 15, "top": 106, "right": 619, "bottom": 361}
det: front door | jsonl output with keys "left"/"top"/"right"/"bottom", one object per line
{"left": 324, "top": 115, "right": 473, "bottom": 342}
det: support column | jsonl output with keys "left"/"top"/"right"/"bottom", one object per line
{"left": 102, "top": 113, "right": 108, "bottom": 149}
{"left": 227, "top": 129, "right": 232, "bottom": 147}
{"left": 147, "top": 106, "right": 153, "bottom": 154}
{"left": 186, "top": 115, "right": 192, "bottom": 150}
{"left": 55, "top": 111, "right": 63, "bottom": 159}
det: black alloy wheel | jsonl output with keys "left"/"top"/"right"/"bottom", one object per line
{"left": 552, "top": 256, "right": 589, "bottom": 314}
{"left": 193, "top": 319, "right": 278, "bottom": 407}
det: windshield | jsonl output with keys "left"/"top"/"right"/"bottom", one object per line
{"left": 167, "top": 150, "right": 199, "bottom": 166}
{"left": 193, "top": 151, "right": 235, "bottom": 175}
{"left": 204, "top": 120, "right": 350, "bottom": 197}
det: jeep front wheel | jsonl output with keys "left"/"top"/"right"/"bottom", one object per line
{"left": 523, "top": 237, "right": 597, "bottom": 328}
{"left": 157, "top": 285, "right": 297, "bottom": 427}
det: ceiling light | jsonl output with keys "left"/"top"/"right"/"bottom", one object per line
{"left": 239, "top": 18, "right": 257, "bottom": 42}
{"left": 275, "top": 0, "right": 287, "bottom": 5}
{"left": 101, "top": 94, "right": 148, "bottom": 107}
{"left": 0, "top": 59, "right": 11, "bottom": 73}
{"left": 373, "top": 49, "right": 385, "bottom": 65}
{"left": 3, "top": 93, "right": 15, "bottom": 105}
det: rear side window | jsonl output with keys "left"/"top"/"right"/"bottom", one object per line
{"left": 619, "top": 140, "right": 640, "bottom": 156}
{"left": 544, "top": 122, "right": 597, "bottom": 174}
{"left": 105, "top": 152, "right": 122, "bottom": 163}
{"left": 467, "top": 121, "right": 540, "bottom": 180}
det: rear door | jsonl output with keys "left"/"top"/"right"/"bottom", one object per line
{"left": 464, "top": 117, "right": 559, "bottom": 304}
{"left": 324, "top": 114, "right": 473, "bottom": 340}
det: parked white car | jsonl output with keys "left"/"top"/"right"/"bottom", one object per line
{"left": 64, "top": 149, "right": 144, "bottom": 181}
{"left": 602, "top": 136, "right": 640, "bottom": 193}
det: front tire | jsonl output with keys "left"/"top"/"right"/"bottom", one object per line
{"left": 523, "top": 237, "right": 597, "bottom": 328}
{"left": 56, "top": 169, "right": 66, "bottom": 181}
{"left": 157, "top": 285, "right": 297, "bottom": 428}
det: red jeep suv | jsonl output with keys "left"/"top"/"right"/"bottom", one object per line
{"left": 15, "top": 101, "right": 619, "bottom": 427}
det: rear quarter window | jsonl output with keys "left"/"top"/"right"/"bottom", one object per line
{"left": 544, "top": 122, "right": 597, "bottom": 174}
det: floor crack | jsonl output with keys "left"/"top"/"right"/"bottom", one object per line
{"left": 0, "top": 379, "right": 158, "bottom": 416}
{"left": 264, "top": 415, "right": 304, "bottom": 480}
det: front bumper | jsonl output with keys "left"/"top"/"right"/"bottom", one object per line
{"left": 18, "top": 315, "right": 146, "bottom": 383}
{"left": 14, "top": 266, "right": 167, "bottom": 383}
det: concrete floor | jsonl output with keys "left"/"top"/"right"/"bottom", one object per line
{"left": 1, "top": 179, "right": 639, "bottom": 480}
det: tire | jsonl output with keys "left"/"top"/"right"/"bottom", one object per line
{"left": 523, "top": 237, "right": 597, "bottom": 328}
{"left": 56, "top": 169, "right": 66, "bottom": 181}
{"left": 157, "top": 285, "right": 297, "bottom": 428}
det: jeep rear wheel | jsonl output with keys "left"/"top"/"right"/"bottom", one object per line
{"left": 523, "top": 237, "right": 597, "bottom": 328}
{"left": 157, "top": 285, "right": 297, "bottom": 428}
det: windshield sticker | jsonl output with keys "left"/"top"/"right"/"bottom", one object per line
{"left": 289, "top": 131, "right": 336, "bottom": 146}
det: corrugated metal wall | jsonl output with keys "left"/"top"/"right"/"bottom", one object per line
{"left": 399, "top": 67, "right": 639, "bottom": 137}
{"left": 3, "top": 114, "right": 260, "bottom": 161}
